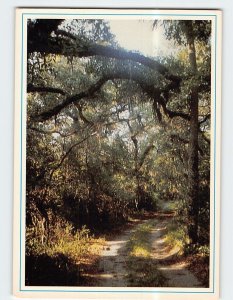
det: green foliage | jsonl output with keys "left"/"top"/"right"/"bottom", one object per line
{"left": 26, "top": 18, "right": 211, "bottom": 286}
{"left": 127, "top": 222, "right": 154, "bottom": 257}
{"left": 26, "top": 219, "right": 105, "bottom": 285}
{"left": 26, "top": 220, "right": 90, "bottom": 256}
{"left": 165, "top": 221, "right": 189, "bottom": 254}
{"left": 154, "top": 20, "right": 211, "bottom": 45}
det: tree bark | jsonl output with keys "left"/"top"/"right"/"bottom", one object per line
{"left": 185, "top": 22, "right": 200, "bottom": 245}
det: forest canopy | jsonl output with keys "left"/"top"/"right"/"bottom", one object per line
{"left": 25, "top": 18, "right": 211, "bottom": 287}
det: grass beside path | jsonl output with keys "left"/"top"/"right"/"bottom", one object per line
{"left": 125, "top": 220, "right": 166, "bottom": 287}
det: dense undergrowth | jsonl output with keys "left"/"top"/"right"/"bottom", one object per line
{"left": 26, "top": 222, "right": 105, "bottom": 286}
{"left": 25, "top": 18, "right": 211, "bottom": 288}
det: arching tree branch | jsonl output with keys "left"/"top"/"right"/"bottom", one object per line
{"left": 28, "top": 27, "right": 181, "bottom": 87}
{"left": 31, "top": 69, "right": 189, "bottom": 123}
{"left": 31, "top": 77, "right": 108, "bottom": 122}
{"left": 27, "top": 83, "right": 66, "bottom": 95}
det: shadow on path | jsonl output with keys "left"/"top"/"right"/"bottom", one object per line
{"left": 94, "top": 227, "right": 135, "bottom": 287}
{"left": 150, "top": 218, "right": 202, "bottom": 287}
{"left": 91, "top": 214, "right": 203, "bottom": 288}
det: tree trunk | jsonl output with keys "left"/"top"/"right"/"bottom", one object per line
{"left": 132, "top": 136, "right": 140, "bottom": 210}
{"left": 185, "top": 22, "right": 199, "bottom": 245}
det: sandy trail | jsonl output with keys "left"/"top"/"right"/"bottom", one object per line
{"left": 96, "top": 227, "right": 135, "bottom": 287}
{"left": 95, "top": 217, "right": 202, "bottom": 287}
{"left": 150, "top": 219, "right": 202, "bottom": 287}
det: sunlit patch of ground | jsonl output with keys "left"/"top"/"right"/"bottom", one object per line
{"left": 85, "top": 214, "right": 205, "bottom": 288}
{"left": 149, "top": 219, "right": 202, "bottom": 287}
{"left": 91, "top": 228, "right": 133, "bottom": 287}
{"left": 125, "top": 220, "right": 167, "bottom": 287}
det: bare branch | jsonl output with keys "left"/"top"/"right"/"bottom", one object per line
{"left": 27, "top": 83, "right": 66, "bottom": 95}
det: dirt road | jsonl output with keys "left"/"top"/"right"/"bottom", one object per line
{"left": 150, "top": 219, "right": 202, "bottom": 287}
{"left": 96, "top": 226, "right": 136, "bottom": 287}
{"left": 95, "top": 216, "right": 202, "bottom": 287}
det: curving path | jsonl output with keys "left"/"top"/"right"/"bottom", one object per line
{"left": 150, "top": 219, "right": 202, "bottom": 287}
{"left": 94, "top": 216, "right": 202, "bottom": 287}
